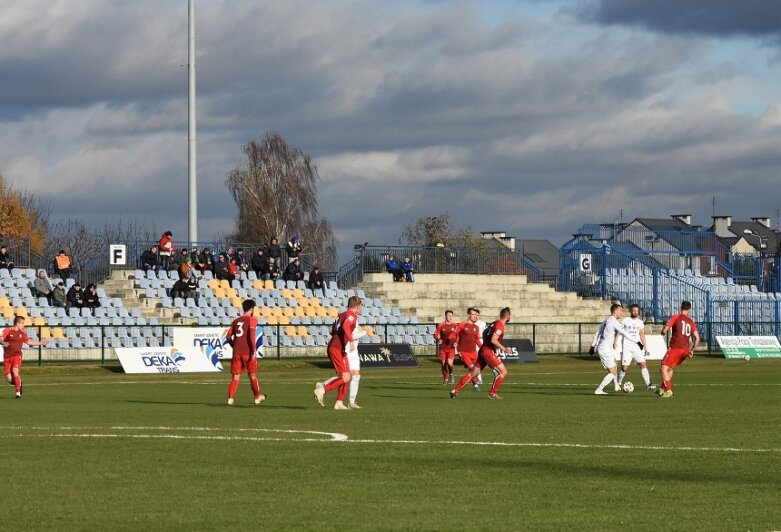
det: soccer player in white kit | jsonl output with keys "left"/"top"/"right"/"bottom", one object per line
{"left": 614, "top": 304, "right": 656, "bottom": 391}
{"left": 345, "top": 321, "right": 368, "bottom": 408}
{"left": 589, "top": 303, "right": 644, "bottom": 395}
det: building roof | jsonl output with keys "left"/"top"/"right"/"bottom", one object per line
{"left": 516, "top": 239, "right": 559, "bottom": 275}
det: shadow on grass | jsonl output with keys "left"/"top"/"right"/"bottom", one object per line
{"left": 125, "top": 400, "right": 305, "bottom": 410}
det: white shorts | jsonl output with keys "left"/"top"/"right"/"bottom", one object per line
{"left": 620, "top": 344, "right": 646, "bottom": 366}
{"left": 597, "top": 346, "right": 617, "bottom": 370}
{"left": 346, "top": 348, "right": 360, "bottom": 372}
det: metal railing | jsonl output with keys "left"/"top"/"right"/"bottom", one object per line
{"left": 21, "top": 319, "right": 777, "bottom": 365}
{"left": 339, "top": 245, "right": 543, "bottom": 289}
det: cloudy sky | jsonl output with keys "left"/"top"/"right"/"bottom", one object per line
{"left": 1, "top": 0, "right": 780, "bottom": 263}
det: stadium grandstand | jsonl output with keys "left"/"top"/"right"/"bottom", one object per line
{"left": 560, "top": 215, "right": 781, "bottom": 348}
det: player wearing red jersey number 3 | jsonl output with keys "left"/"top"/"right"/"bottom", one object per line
{"left": 658, "top": 301, "right": 699, "bottom": 398}
{"left": 1, "top": 316, "right": 48, "bottom": 399}
{"left": 314, "top": 296, "right": 362, "bottom": 410}
{"left": 433, "top": 310, "right": 458, "bottom": 384}
{"left": 226, "top": 300, "right": 265, "bottom": 405}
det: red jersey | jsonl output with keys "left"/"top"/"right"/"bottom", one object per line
{"left": 666, "top": 313, "right": 697, "bottom": 350}
{"left": 329, "top": 309, "right": 358, "bottom": 354}
{"left": 480, "top": 320, "right": 506, "bottom": 354}
{"left": 433, "top": 321, "right": 458, "bottom": 347}
{"left": 2, "top": 328, "right": 29, "bottom": 358}
{"left": 227, "top": 314, "right": 257, "bottom": 357}
{"left": 454, "top": 321, "right": 481, "bottom": 353}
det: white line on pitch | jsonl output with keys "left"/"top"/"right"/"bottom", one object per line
{"left": 0, "top": 426, "right": 777, "bottom": 454}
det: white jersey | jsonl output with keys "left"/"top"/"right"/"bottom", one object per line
{"left": 619, "top": 317, "right": 644, "bottom": 348}
{"left": 592, "top": 316, "right": 633, "bottom": 353}
{"left": 346, "top": 319, "right": 367, "bottom": 371}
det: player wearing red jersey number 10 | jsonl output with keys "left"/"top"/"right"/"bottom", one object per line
{"left": 1, "top": 316, "right": 48, "bottom": 399}
{"left": 433, "top": 310, "right": 458, "bottom": 384}
{"left": 226, "top": 299, "right": 265, "bottom": 405}
{"left": 658, "top": 300, "right": 699, "bottom": 398}
{"left": 314, "top": 295, "right": 362, "bottom": 410}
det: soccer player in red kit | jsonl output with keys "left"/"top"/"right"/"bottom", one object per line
{"left": 1, "top": 316, "right": 48, "bottom": 398}
{"left": 658, "top": 300, "right": 699, "bottom": 398}
{"left": 226, "top": 299, "right": 265, "bottom": 405}
{"left": 451, "top": 307, "right": 512, "bottom": 400}
{"left": 453, "top": 307, "right": 483, "bottom": 391}
{"left": 433, "top": 310, "right": 458, "bottom": 384}
{"left": 314, "top": 295, "right": 362, "bottom": 410}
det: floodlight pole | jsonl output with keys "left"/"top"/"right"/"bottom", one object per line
{"left": 188, "top": 0, "right": 198, "bottom": 244}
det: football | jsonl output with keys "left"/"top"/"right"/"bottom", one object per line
{"left": 621, "top": 381, "right": 634, "bottom": 393}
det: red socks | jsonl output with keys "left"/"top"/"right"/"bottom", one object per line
{"left": 454, "top": 373, "right": 472, "bottom": 393}
{"left": 336, "top": 383, "right": 348, "bottom": 402}
{"left": 490, "top": 374, "right": 505, "bottom": 396}
{"left": 250, "top": 377, "right": 261, "bottom": 399}
{"left": 228, "top": 379, "right": 239, "bottom": 399}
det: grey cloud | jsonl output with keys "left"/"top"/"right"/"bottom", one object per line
{"left": 585, "top": 0, "right": 781, "bottom": 38}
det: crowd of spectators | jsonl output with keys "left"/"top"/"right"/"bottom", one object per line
{"left": 385, "top": 255, "right": 414, "bottom": 282}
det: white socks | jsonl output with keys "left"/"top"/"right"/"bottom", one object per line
{"left": 617, "top": 370, "right": 625, "bottom": 385}
{"left": 641, "top": 367, "right": 651, "bottom": 387}
{"left": 349, "top": 375, "right": 361, "bottom": 404}
{"left": 597, "top": 373, "right": 616, "bottom": 392}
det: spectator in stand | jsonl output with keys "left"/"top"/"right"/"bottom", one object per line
{"left": 215, "top": 253, "right": 235, "bottom": 282}
{"left": 171, "top": 277, "right": 192, "bottom": 300}
{"left": 0, "top": 245, "right": 13, "bottom": 271}
{"left": 261, "top": 256, "right": 279, "bottom": 281}
{"left": 186, "top": 276, "right": 201, "bottom": 304}
{"left": 82, "top": 284, "right": 100, "bottom": 313}
{"left": 283, "top": 257, "right": 304, "bottom": 283}
{"left": 403, "top": 257, "right": 415, "bottom": 282}
{"left": 65, "top": 283, "right": 84, "bottom": 310}
{"left": 178, "top": 257, "right": 193, "bottom": 280}
{"left": 53, "top": 250, "right": 73, "bottom": 279}
{"left": 250, "top": 248, "right": 268, "bottom": 278}
{"left": 308, "top": 265, "right": 325, "bottom": 295}
{"left": 198, "top": 247, "right": 215, "bottom": 274}
{"left": 267, "top": 238, "right": 282, "bottom": 264}
{"left": 172, "top": 248, "right": 190, "bottom": 272}
{"left": 235, "top": 248, "right": 249, "bottom": 273}
{"left": 385, "top": 254, "right": 403, "bottom": 282}
{"left": 286, "top": 236, "right": 302, "bottom": 263}
{"left": 52, "top": 281, "right": 67, "bottom": 308}
{"left": 229, "top": 257, "right": 239, "bottom": 277}
{"left": 158, "top": 231, "right": 174, "bottom": 270}
{"left": 224, "top": 245, "right": 237, "bottom": 262}
{"left": 33, "top": 270, "right": 54, "bottom": 304}
{"left": 140, "top": 245, "right": 159, "bottom": 274}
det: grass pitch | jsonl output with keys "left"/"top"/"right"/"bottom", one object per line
{"left": 2, "top": 356, "right": 780, "bottom": 531}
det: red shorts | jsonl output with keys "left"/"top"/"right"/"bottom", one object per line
{"left": 3, "top": 355, "right": 22, "bottom": 374}
{"left": 230, "top": 354, "right": 257, "bottom": 375}
{"left": 662, "top": 348, "right": 690, "bottom": 368}
{"left": 328, "top": 347, "right": 350, "bottom": 374}
{"left": 439, "top": 346, "right": 456, "bottom": 362}
{"left": 459, "top": 351, "right": 478, "bottom": 369}
{"left": 477, "top": 349, "right": 502, "bottom": 370}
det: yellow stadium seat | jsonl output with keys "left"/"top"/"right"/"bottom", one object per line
{"left": 259, "top": 307, "right": 273, "bottom": 318}
{"left": 15, "top": 307, "right": 28, "bottom": 317}
{"left": 293, "top": 307, "right": 305, "bottom": 318}
{"left": 281, "top": 288, "right": 292, "bottom": 299}
{"left": 41, "top": 327, "right": 52, "bottom": 339}
{"left": 282, "top": 307, "right": 294, "bottom": 317}
{"left": 218, "top": 280, "right": 230, "bottom": 290}
{"left": 0, "top": 297, "right": 9, "bottom": 308}
{"left": 284, "top": 326, "right": 297, "bottom": 337}
{"left": 296, "top": 297, "right": 309, "bottom": 307}
{"left": 51, "top": 328, "right": 65, "bottom": 339}
{"left": 207, "top": 279, "right": 220, "bottom": 290}
{"left": 292, "top": 289, "right": 303, "bottom": 299}
{"left": 309, "top": 297, "right": 321, "bottom": 307}
{"left": 296, "top": 326, "right": 308, "bottom": 337}
{"left": 326, "top": 307, "right": 339, "bottom": 318}
{"left": 2, "top": 308, "right": 15, "bottom": 319}
{"left": 270, "top": 308, "right": 283, "bottom": 317}
{"left": 213, "top": 288, "right": 226, "bottom": 299}
{"left": 32, "top": 317, "right": 46, "bottom": 327}
{"left": 231, "top": 298, "right": 243, "bottom": 308}
{"left": 251, "top": 307, "right": 261, "bottom": 318}
{"left": 263, "top": 280, "right": 274, "bottom": 290}
{"left": 304, "top": 307, "right": 317, "bottom": 318}
{"left": 225, "top": 287, "right": 238, "bottom": 300}
{"left": 252, "top": 280, "right": 264, "bottom": 290}
{"left": 266, "top": 316, "right": 278, "bottom": 325}
{"left": 277, "top": 316, "right": 291, "bottom": 325}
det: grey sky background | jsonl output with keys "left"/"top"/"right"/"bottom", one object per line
{"left": 1, "top": 0, "right": 780, "bottom": 264}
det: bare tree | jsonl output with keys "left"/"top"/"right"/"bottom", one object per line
{"left": 401, "top": 212, "right": 486, "bottom": 248}
{"left": 44, "top": 218, "right": 105, "bottom": 277}
{"left": 225, "top": 132, "right": 338, "bottom": 269}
